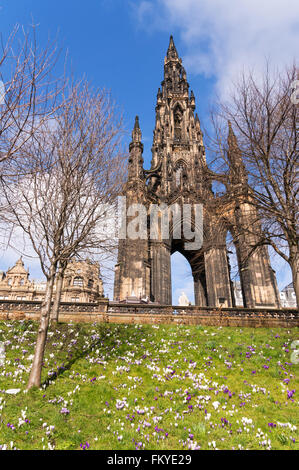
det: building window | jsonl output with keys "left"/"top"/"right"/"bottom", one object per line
{"left": 175, "top": 161, "right": 187, "bottom": 188}
{"left": 19, "top": 279, "right": 24, "bottom": 286}
{"left": 173, "top": 105, "right": 183, "bottom": 140}
{"left": 176, "top": 167, "right": 182, "bottom": 187}
{"left": 7, "top": 278, "right": 12, "bottom": 286}
{"left": 73, "top": 277, "right": 83, "bottom": 287}
{"left": 88, "top": 279, "right": 94, "bottom": 289}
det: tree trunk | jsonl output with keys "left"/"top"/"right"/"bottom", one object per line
{"left": 26, "top": 266, "right": 56, "bottom": 389}
{"left": 290, "top": 250, "right": 299, "bottom": 309}
{"left": 51, "top": 267, "right": 64, "bottom": 323}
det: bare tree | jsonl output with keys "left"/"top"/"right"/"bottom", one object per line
{"left": 0, "top": 24, "right": 63, "bottom": 168}
{"left": 211, "top": 63, "right": 298, "bottom": 307}
{"left": 2, "top": 81, "right": 125, "bottom": 389}
{"left": 50, "top": 259, "right": 67, "bottom": 323}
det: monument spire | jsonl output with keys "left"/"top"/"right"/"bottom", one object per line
{"left": 131, "top": 115, "right": 142, "bottom": 143}
{"left": 167, "top": 35, "right": 179, "bottom": 60}
{"left": 128, "top": 116, "right": 144, "bottom": 181}
{"left": 227, "top": 121, "right": 247, "bottom": 185}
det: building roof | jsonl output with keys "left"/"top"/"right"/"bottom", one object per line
{"left": 6, "top": 258, "right": 28, "bottom": 276}
{"left": 281, "top": 282, "right": 294, "bottom": 292}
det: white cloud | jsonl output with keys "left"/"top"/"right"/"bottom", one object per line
{"left": 134, "top": 0, "right": 299, "bottom": 97}
{"left": 132, "top": 0, "right": 168, "bottom": 31}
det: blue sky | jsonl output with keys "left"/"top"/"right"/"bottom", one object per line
{"left": 0, "top": 0, "right": 298, "bottom": 302}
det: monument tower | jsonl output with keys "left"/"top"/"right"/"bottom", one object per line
{"left": 114, "top": 37, "right": 280, "bottom": 308}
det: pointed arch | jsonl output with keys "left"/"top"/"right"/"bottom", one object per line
{"left": 173, "top": 102, "right": 184, "bottom": 140}
{"left": 171, "top": 251, "right": 194, "bottom": 305}
{"left": 174, "top": 159, "right": 188, "bottom": 189}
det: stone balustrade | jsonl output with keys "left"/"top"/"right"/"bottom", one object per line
{"left": 0, "top": 299, "right": 297, "bottom": 327}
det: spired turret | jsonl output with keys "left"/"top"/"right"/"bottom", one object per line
{"left": 166, "top": 35, "right": 178, "bottom": 60}
{"left": 227, "top": 121, "right": 247, "bottom": 186}
{"left": 149, "top": 35, "right": 208, "bottom": 199}
{"left": 131, "top": 115, "right": 142, "bottom": 145}
{"left": 162, "top": 35, "right": 188, "bottom": 97}
{"left": 128, "top": 116, "right": 144, "bottom": 182}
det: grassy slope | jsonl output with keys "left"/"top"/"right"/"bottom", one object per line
{"left": 0, "top": 320, "right": 298, "bottom": 450}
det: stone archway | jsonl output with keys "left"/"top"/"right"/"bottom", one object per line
{"left": 171, "top": 251, "right": 194, "bottom": 305}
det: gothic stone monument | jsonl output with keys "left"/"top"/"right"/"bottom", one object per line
{"left": 113, "top": 37, "right": 280, "bottom": 309}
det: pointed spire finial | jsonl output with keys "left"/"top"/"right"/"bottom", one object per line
{"left": 227, "top": 120, "right": 247, "bottom": 183}
{"left": 167, "top": 35, "right": 178, "bottom": 59}
{"left": 128, "top": 115, "right": 144, "bottom": 180}
{"left": 134, "top": 115, "right": 140, "bottom": 130}
{"left": 131, "top": 115, "right": 142, "bottom": 143}
{"left": 227, "top": 120, "right": 238, "bottom": 148}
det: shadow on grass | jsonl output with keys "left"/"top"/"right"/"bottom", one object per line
{"left": 41, "top": 323, "right": 149, "bottom": 389}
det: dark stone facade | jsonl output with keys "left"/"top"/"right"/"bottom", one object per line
{"left": 114, "top": 37, "right": 280, "bottom": 308}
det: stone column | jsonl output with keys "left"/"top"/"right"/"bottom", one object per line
{"left": 150, "top": 241, "right": 172, "bottom": 304}
{"left": 205, "top": 246, "right": 233, "bottom": 307}
{"left": 114, "top": 239, "right": 151, "bottom": 301}
{"left": 236, "top": 203, "right": 280, "bottom": 308}
{"left": 193, "top": 274, "right": 207, "bottom": 306}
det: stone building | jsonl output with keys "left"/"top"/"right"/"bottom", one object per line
{"left": 0, "top": 258, "right": 104, "bottom": 303}
{"left": 0, "top": 258, "right": 32, "bottom": 301}
{"left": 59, "top": 259, "right": 104, "bottom": 303}
{"left": 114, "top": 36, "right": 280, "bottom": 308}
{"left": 280, "top": 283, "right": 297, "bottom": 308}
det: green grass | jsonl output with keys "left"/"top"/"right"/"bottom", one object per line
{"left": 0, "top": 320, "right": 298, "bottom": 450}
